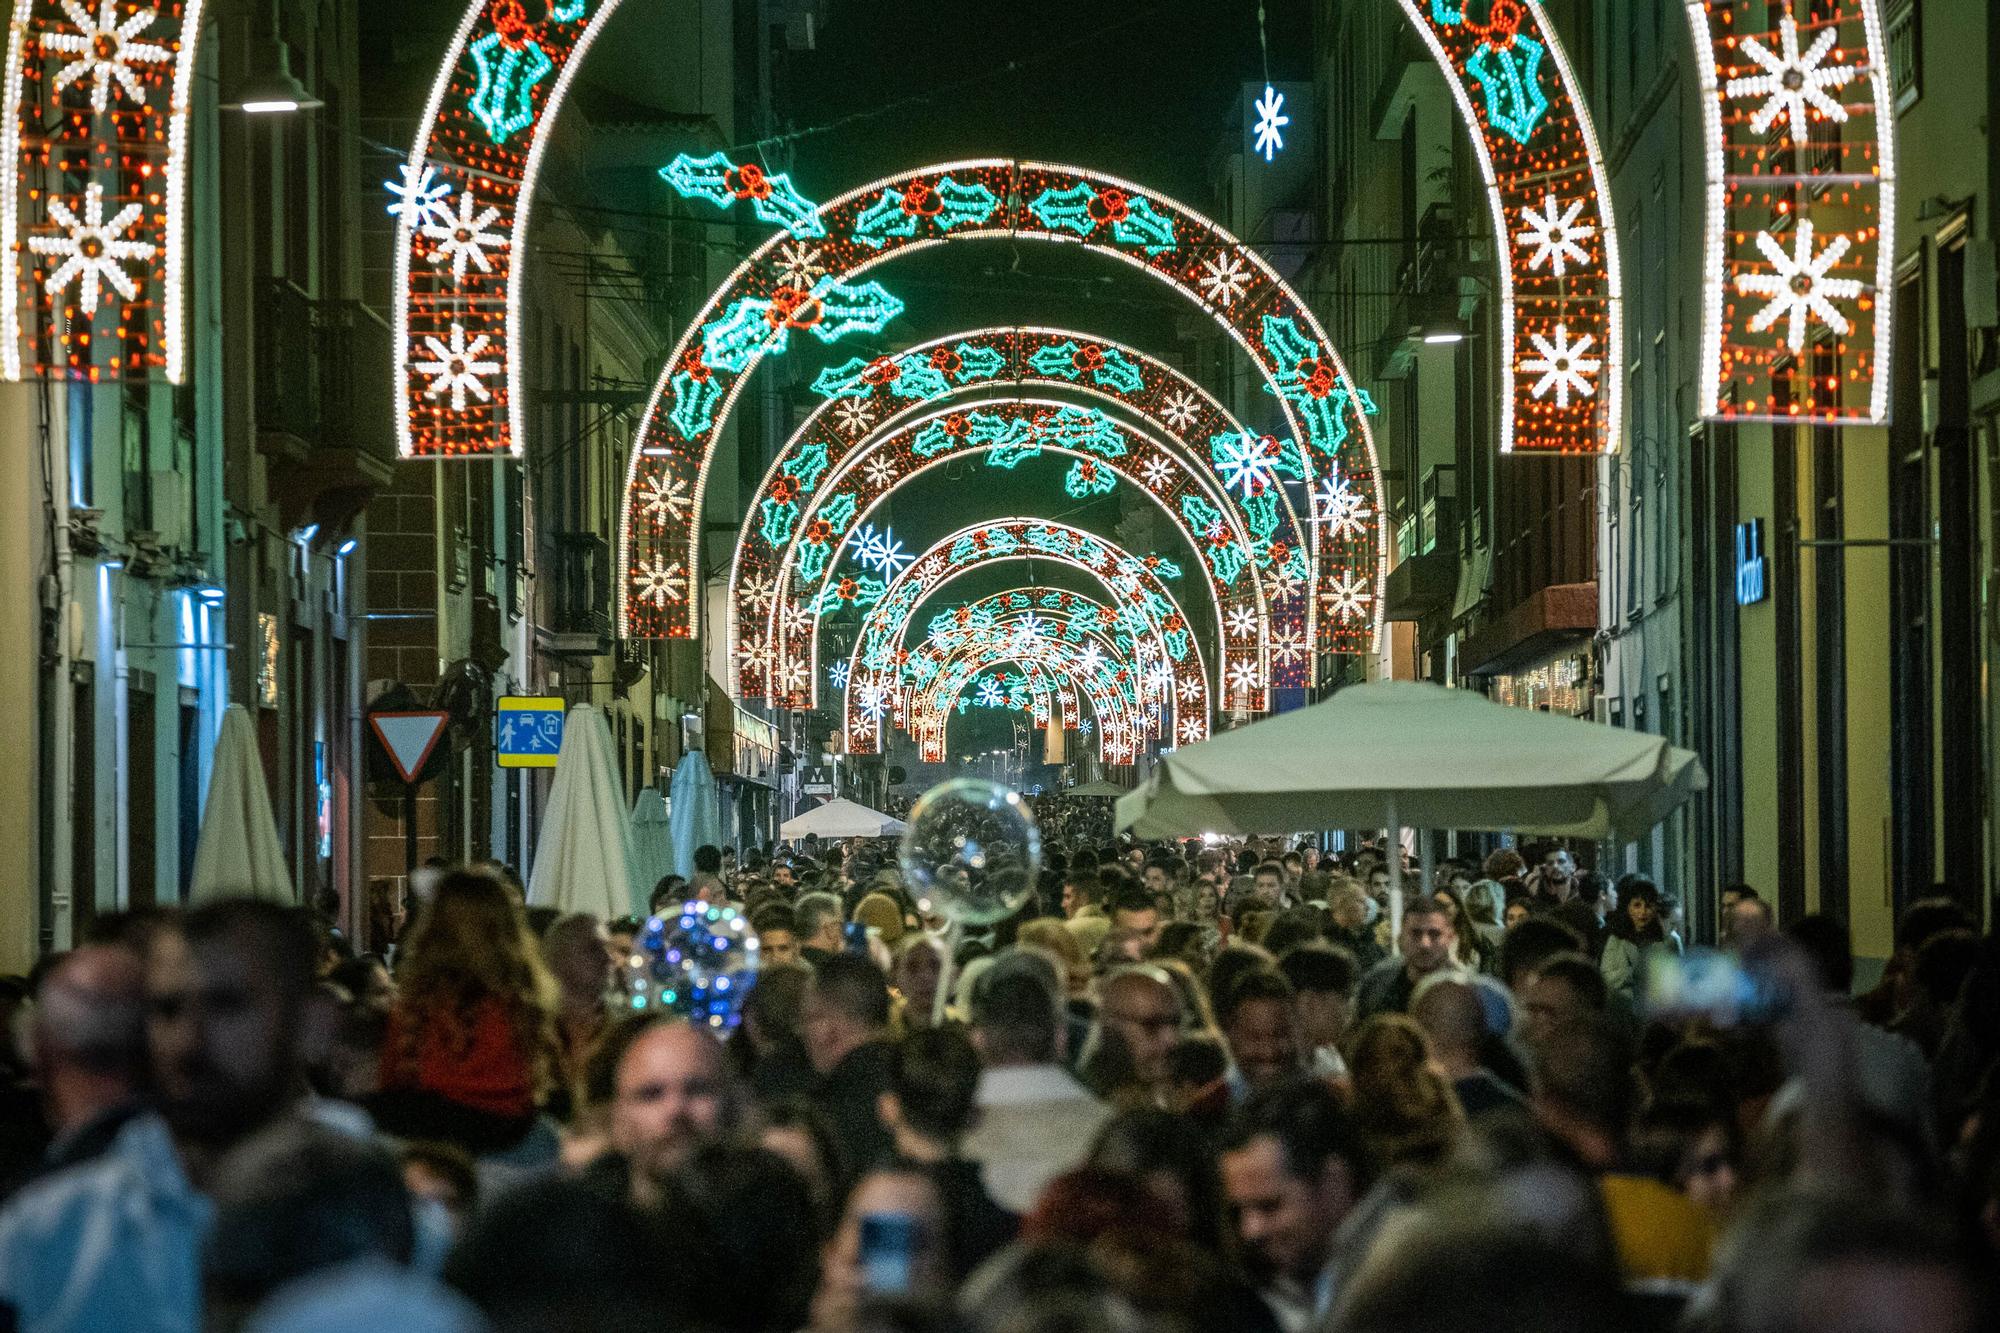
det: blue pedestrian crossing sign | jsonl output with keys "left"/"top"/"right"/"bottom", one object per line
{"left": 496, "top": 697, "right": 565, "bottom": 768}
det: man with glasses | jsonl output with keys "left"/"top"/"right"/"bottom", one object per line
{"left": 1093, "top": 966, "right": 1185, "bottom": 1106}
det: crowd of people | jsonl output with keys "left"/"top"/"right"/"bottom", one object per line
{"left": 0, "top": 828, "right": 1993, "bottom": 1332}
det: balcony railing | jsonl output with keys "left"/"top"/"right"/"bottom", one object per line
{"left": 255, "top": 279, "right": 396, "bottom": 467}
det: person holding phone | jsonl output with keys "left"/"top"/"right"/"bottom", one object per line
{"left": 810, "top": 1164, "right": 947, "bottom": 1330}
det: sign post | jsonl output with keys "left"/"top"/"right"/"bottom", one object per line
{"left": 368, "top": 710, "right": 452, "bottom": 875}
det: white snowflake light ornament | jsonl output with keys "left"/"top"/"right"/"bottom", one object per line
{"left": 421, "top": 190, "right": 507, "bottom": 286}
{"left": 28, "top": 182, "right": 153, "bottom": 315}
{"left": 1158, "top": 388, "right": 1202, "bottom": 435}
{"left": 414, "top": 323, "right": 500, "bottom": 411}
{"left": 1197, "top": 252, "right": 1250, "bottom": 307}
{"left": 639, "top": 474, "right": 691, "bottom": 524}
{"left": 634, "top": 559, "right": 688, "bottom": 607}
{"left": 1520, "top": 325, "right": 1602, "bottom": 408}
{"left": 1514, "top": 193, "right": 1595, "bottom": 276}
{"left": 1734, "top": 220, "right": 1864, "bottom": 352}
{"left": 44, "top": 0, "right": 171, "bottom": 114}
{"left": 1725, "top": 15, "right": 1860, "bottom": 144}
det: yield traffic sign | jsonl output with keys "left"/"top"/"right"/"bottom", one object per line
{"left": 369, "top": 711, "right": 451, "bottom": 784}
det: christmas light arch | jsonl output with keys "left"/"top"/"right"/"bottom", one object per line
{"left": 909, "top": 636, "right": 1146, "bottom": 766}
{"left": 909, "top": 635, "right": 1148, "bottom": 766}
{"left": 725, "top": 325, "right": 1315, "bottom": 703}
{"left": 844, "top": 574, "right": 1194, "bottom": 756}
{"left": 742, "top": 397, "right": 1276, "bottom": 712}
{"left": 899, "top": 591, "right": 1168, "bottom": 746}
{"left": 910, "top": 651, "right": 1075, "bottom": 732}
{"left": 606, "top": 159, "right": 1385, "bottom": 659}
{"left": 2, "top": 0, "right": 206, "bottom": 380}
{"left": 837, "top": 519, "right": 1212, "bottom": 756}
{"left": 1392, "top": 0, "right": 1623, "bottom": 454}
{"left": 1684, "top": 0, "right": 1896, "bottom": 421}
{"left": 391, "top": 0, "right": 619, "bottom": 453}
{"left": 910, "top": 623, "right": 1145, "bottom": 739}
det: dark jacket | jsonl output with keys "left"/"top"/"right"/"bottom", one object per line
{"left": 814, "top": 1038, "right": 896, "bottom": 1182}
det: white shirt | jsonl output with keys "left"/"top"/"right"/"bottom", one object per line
{"left": 961, "top": 1064, "right": 1112, "bottom": 1213}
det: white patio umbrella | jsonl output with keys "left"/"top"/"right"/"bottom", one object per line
{"left": 668, "top": 749, "right": 723, "bottom": 878}
{"left": 630, "top": 787, "right": 674, "bottom": 904}
{"left": 189, "top": 703, "right": 295, "bottom": 903}
{"left": 527, "top": 705, "right": 640, "bottom": 919}
{"left": 1117, "top": 680, "right": 1707, "bottom": 940}
{"left": 779, "top": 797, "right": 907, "bottom": 840}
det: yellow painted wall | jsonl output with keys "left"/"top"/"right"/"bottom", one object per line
{"left": 1843, "top": 427, "right": 1894, "bottom": 962}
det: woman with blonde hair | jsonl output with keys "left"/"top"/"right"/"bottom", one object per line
{"left": 375, "top": 868, "right": 559, "bottom": 1153}
{"left": 1343, "top": 1014, "right": 1465, "bottom": 1169}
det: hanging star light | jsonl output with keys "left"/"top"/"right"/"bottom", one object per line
{"left": 386, "top": 163, "right": 453, "bottom": 230}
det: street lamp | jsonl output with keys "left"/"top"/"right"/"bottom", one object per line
{"left": 223, "top": 0, "right": 323, "bottom": 114}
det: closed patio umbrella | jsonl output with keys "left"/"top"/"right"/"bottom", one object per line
{"left": 630, "top": 787, "right": 673, "bottom": 907}
{"left": 527, "top": 705, "right": 640, "bottom": 919}
{"left": 668, "top": 749, "right": 723, "bottom": 878}
{"left": 189, "top": 704, "right": 295, "bottom": 903}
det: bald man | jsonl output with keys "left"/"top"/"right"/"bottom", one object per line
{"left": 608, "top": 1018, "right": 741, "bottom": 1204}
{"left": 1094, "top": 967, "right": 1185, "bottom": 1102}
{"left": 27, "top": 945, "right": 149, "bottom": 1177}
{"left": 1411, "top": 977, "right": 1522, "bottom": 1118}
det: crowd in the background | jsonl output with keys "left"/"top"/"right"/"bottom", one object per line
{"left": 0, "top": 818, "right": 1994, "bottom": 1332}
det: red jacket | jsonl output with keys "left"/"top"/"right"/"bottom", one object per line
{"left": 381, "top": 994, "right": 537, "bottom": 1120}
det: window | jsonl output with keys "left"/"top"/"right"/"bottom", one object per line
{"left": 1887, "top": 1, "right": 1921, "bottom": 111}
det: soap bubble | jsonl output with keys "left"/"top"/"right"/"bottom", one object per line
{"left": 897, "top": 779, "right": 1041, "bottom": 928}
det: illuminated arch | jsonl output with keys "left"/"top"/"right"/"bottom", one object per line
{"left": 837, "top": 519, "right": 1212, "bottom": 755}
{"left": 900, "top": 592, "right": 1167, "bottom": 744}
{"left": 1683, "top": 0, "right": 1896, "bottom": 421}
{"left": 3, "top": 0, "right": 207, "bottom": 379}
{"left": 873, "top": 588, "right": 1177, "bottom": 748}
{"left": 390, "top": 0, "right": 616, "bottom": 454}
{"left": 844, "top": 573, "right": 1195, "bottom": 756}
{"left": 1393, "top": 0, "right": 1623, "bottom": 454}
{"left": 750, "top": 398, "right": 1279, "bottom": 709}
{"left": 909, "top": 636, "right": 1146, "bottom": 766}
{"left": 608, "top": 159, "right": 1384, "bottom": 657}
{"left": 906, "top": 630, "right": 1149, "bottom": 766}
{"left": 726, "top": 326, "right": 1316, "bottom": 700}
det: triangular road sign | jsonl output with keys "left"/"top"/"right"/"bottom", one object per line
{"left": 369, "top": 711, "right": 451, "bottom": 785}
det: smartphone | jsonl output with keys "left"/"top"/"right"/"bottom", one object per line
{"left": 1642, "top": 948, "right": 1789, "bottom": 1025}
{"left": 842, "top": 921, "right": 871, "bottom": 957}
{"left": 858, "top": 1212, "right": 926, "bottom": 1295}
